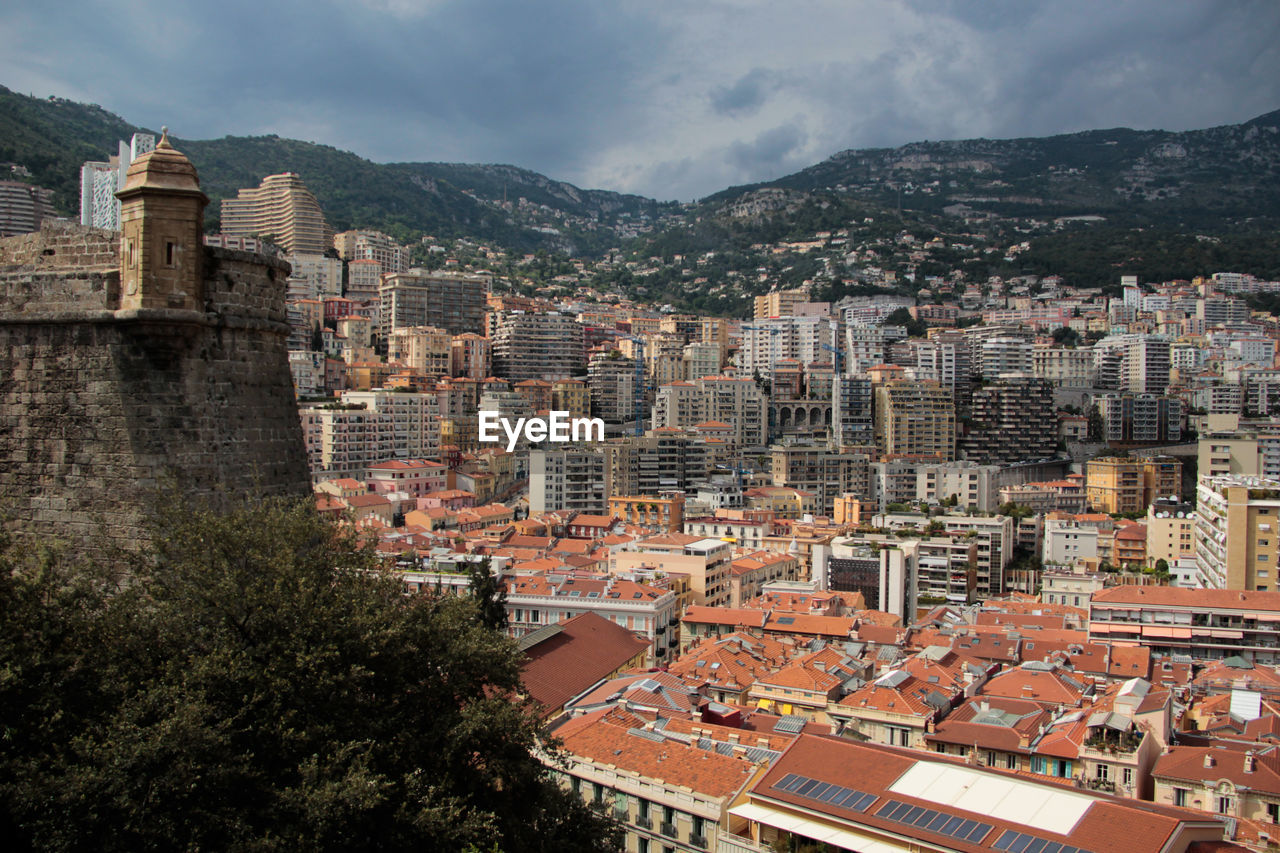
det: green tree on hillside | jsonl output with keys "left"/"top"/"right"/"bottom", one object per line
{"left": 0, "top": 495, "right": 618, "bottom": 852}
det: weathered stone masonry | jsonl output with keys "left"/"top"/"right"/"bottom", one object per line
{"left": 0, "top": 141, "right": 309, "bottom": 559}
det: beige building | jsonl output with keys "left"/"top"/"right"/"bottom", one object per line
{"left": 611, "top": 533, "right": 732, "bottom": 607}
{"left": 1147, "top": 498, "right": 1196, "bottom": 568}
{"left": 388, "top": 325, "right": 451, "bottom": 377}
{"left": 1195, "top": 475, "right": 1280, "bottom": 591}
{"left": 1086, "top": 456, "right": 1181, "bottom": 514}
{"left": 379, "top": 270, "right": 488, "bottom": 338}
{"left": 754, "top": 287, "right": 810, "bottom": 319}
{"left": 449, "top": 333, "right": 491, "bottom": 380}
{"left": 873, "top": 380, "right": 956, "bottom": 461}
{"left": 220, "top": 172, "right": 333, "bottom": 254}
{"left": 1152, "top": 745, "right": 1280, "bottom": 828}
{"left": 551, "top": 379, "right": 590, "bottom": 419}
{"left": 1199, "top": 432, "right": 1261, "bottom": 478}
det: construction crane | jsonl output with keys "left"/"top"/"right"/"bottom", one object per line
{"left": 820, "top": 342, "right": 846, "bottom": 376}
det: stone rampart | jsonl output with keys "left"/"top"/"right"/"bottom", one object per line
{"left": 0, "top": 223, "right": 310, "bottom": 559}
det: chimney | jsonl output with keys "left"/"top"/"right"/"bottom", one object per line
{"left": 1246, "top": 752, "right": 1257, "bottom": 774}
{"left": 1204, "top": 753, "right": 1216, "bottom": 769}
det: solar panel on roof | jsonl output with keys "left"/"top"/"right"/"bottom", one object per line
{"left": 776, "top": 616, "right": 795, "bottom": 624}
{"left": 991, "top": 829, "right": 1091, "bottom": 853}
{"left": 770, "top": 773, "right": 876, "bottom": 813}
{"left": 875, "top": 798, "right": 993, "bottom": 844}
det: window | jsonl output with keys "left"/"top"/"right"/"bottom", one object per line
{"left": 1268, "top": 803, "right": 1279, "bottom": 824}
{"left": 1174, "top": 788, "right": 1189, "bottom": 807}
{"left": 1218, "top": 795, "right": 1234, "bottom": 815}
{"left": 1096, "top": 764, "right": 1110, "bottom": 782}
{"left": 1123, "top": 767, "right": 1134, "bottom": 787}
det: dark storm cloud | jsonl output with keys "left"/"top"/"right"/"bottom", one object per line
{"left": 711, "top": 69, "right": 783, "bottom": 117}
{"left": 2, "top": 0, "right": 1278, "bottom": 201}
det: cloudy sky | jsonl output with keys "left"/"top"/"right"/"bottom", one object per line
{"left": 3, "top": 0, "right": 1278, "bottom": 201}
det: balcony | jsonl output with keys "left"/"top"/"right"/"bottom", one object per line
{"left": 636, "top": 816, "right": 653, "bottom": 830}
{"left": 661, "top": 821, "right": 678, "bottom": 837}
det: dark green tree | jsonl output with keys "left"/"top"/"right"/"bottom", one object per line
{"left": 311, "top": 321, "right": 324, "bottom": 352}
{"left": 467, "top": 556, "right": 509, "bottom": 631}
{"left": 0, "top": 496, "right": 617, "bottom": 852}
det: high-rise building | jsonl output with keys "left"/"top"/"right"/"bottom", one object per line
{"left": 491, "top": 312, "right": 585, "bottom": 382}
{"left": 873, "top": 381, "right": 955, "bottom": 461}
{"left": 960, "top": 377, "right": 1058, "bottom": 465}
{"left": 0, "top": 181, "right": 55, "bottom": 237}
{"left": 740, "top": 316, "right": 838, "bottom": 378}
{"left": 754, "top": 288, "right": 810, "bottom": 319}
{"left": 652, "top": 376, "right": 767, "bottom": 449}
{"left": 333, "top": 229, "right": 410, "bottom": 274}
{"left": 1195, "top": 475, "right": 1280, "bottom": 591}
{"left": 1097, "top": 393, "right": 1182, "bottom": 444}
{"left": 529, "top": 446, "right": 608, "bottom": 514}
{"left": 378, "top": 271, "right": 488, "bottom": 338}
{"left": 79, "top": 133, "right": 155, "bottom": 230}
{"left": 220, "top": 173, "right": 334, "bottom": 254}
{"left": 587, "top": 349, "right": 640, "bottom": 424}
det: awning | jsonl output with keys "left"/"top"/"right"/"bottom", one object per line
{"left": 1142, "top": 626, "right": 1192, "bottom": 639}
{"left": 729, "top": 802, "right": 904, "bottom": 853}
{"left": 1211, "top": 630, "right": 1245, "bottom": 639}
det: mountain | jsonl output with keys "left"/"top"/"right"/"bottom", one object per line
{"left": 706, "top": 110, "right": 1280, "bottom": 230}
{"left": 4, "top": 83, "right": 1279, "bottom": 258}
{"left": 0, "top": 85, "right": 668, "bottom": 254}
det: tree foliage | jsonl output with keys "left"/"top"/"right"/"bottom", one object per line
{"left": 0, "top": 495, "right": 618, "bottom": 852}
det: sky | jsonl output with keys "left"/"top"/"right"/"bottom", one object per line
{"left": 3, "top": 0, "right": 1279, "bottom": 201}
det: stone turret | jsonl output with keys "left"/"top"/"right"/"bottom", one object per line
{"left": 116, "top": 128, "right": 207, "bottom": 312}
{"left": 0, "top": 128, "right": 309, "bottom": 560}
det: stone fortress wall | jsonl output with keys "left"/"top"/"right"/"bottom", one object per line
{"left": 0, "top": 209, "right": 310, "bottom": 558}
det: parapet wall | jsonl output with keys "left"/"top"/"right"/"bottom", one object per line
{"left": 0, "top": 224, "right": 309, "bottom": 559}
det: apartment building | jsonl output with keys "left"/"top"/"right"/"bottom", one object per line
{"left": 388, "top": 325, "right": 451, "bottom": 376}
{"left": 604, "top": 432, "right": 711, "bottom": 497}
{"left": 449, "top": 332, "right": 491, "bottom": 380}
{"left": 1032, "top": 344, "right": 1096, "bottom": 387}
{"left": 1195, "top": 474, "right": 1280, "bottom": 591}
{"left": 553, "top": 708, "right": 769, "bottom": 853}
{"left": 960, "top": 378, "right": 1059, "bottom": 465}
{"left": 1090, "top": 585, "right": 1280, "bottom": 664}
{"left": 739, "top": 316, "right": 839, "bottom": 378}
{"left": 1086, "top": 457, "right": 1182, "bottom": 514}
{"left": 873, "top": 381, "right": 956, "bottom": 461}
{"left": 333, "top": 229, "right": 410, "bottom": 274}
{"left": 653, "top": 376, "right": 768, "bottom": 449}
{"left": 769, "top": 444, "right": 872, "bottom": 514}
{"left": 611, "top": 534, "right": 733, "bottom": 607}
{"left": 1147, "top": 498, "right": 1196, "bottom": 569}
{"left": 530, "top": 447, "right": 608, "bottom": 514}
{"left": 1097, "top": 393, "right": 1182, "bottom": 444}
{"left": 491, "top": 312, "right": 586, "bottom": 382}
{"left": 378, "top": 270, "right": 488, "bottom": 338}
{"left": 505, "top": 573, "right": 678, "bottom": 665}
{"left": 299, "top": 403, "right": 394, "bottom": 481}
{"left": 915, "top": 461, "right": 1001, "bottom": 512}
{"left": 220, "top": 172, "right": 333, "bottom": 254}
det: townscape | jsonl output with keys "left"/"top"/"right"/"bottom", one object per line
{"left": 5, "top": 91, "right": 1280, "bottom": 852}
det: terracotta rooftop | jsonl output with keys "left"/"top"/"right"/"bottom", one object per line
{"left": 747, "top": 734, "right": 1223, "bottom": 853}
{"left": 519, "top": 612, "right": 651, "bottom": 715}
{"left": 1093, "top": 585, "right": 1280, "bottom": 610}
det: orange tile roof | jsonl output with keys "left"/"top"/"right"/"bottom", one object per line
{"left": 520, "top": 612, "right": 650, "bottom": 715}
{"left": 554, "top": 708, "right": 760, "bottom": 798}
